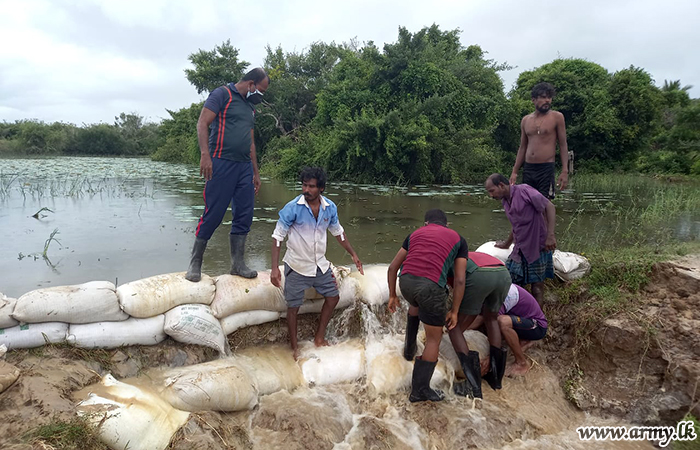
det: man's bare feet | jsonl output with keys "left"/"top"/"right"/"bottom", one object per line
{"left": 314, "top": 337, "right": 331, "bottom": 347}
{"left": 520, "top": 340, "right": 536, "bottom": 352}
{"left": 292, "top": 347, "right": 300, "bottom": 361}
{"left": 505, "top": 360, "right": 531, "bottom": 377}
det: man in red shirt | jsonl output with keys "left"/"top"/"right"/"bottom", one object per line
{"left": 388, "top": 209, "right": 468, "bottom": 402}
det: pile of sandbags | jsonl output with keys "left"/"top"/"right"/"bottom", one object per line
{"left": 0, "top": 264, "right": 367, "bottom": 352}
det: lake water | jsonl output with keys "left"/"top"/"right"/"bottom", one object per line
{"left": 1, "top": 156, "right": 698, "bottom": 298}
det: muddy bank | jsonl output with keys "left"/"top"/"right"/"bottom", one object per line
{"left": 542, "top": 255, "right": 700, "bottom": 425}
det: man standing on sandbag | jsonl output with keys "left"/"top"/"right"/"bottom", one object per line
{"left": 447, "top": 251, "right": 512, "bottom": 397}
{"left": 485, "top": 173, "right": 557, "bottom": 305}
{"left": 509, "top": 82, "right": 569, "bottom": 198}
{"left": 270, "top": 167, "right": 364, "bottom": 360}
{"left": 185, "top": 68, "right": 269, "bottom": 282}
{"left": 387, "top": 209, "right": 468, "bottom": 402}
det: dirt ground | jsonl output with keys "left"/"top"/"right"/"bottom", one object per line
{"left": 541, "top": 255, "right": 700, "bottom": 425}
{"left": 0, "top": 256, "right": 698, "bottom": 448}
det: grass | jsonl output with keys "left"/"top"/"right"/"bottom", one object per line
{"left": 675, "top": 414, "right": 699, "bottom": 450}
{"left": 23, "top": 415, "right": 108, "bottom": 450}
{"left": 547, "top": 240, "right": 700, "bottom": 356}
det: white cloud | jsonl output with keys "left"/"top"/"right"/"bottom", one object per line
{"left": 0, "top": 0, "right": 698, "bottom": 124}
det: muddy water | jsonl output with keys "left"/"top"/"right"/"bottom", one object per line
{"left": 1, "top": 156, "right": 698, "bottom": 298}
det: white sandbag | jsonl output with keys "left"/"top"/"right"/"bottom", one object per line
{"left": 220, "top": 310, "right": 281, "bottom": 335}
{"left": 76, "top": 374, "right": 190, "bottom": 450}
{"left": 0, "top": 322, "right": 68, "bottom": 349}
{"left": 117, "top": 272, "right": 215, "bottom": 318}
{"left": 67, "top": 315, "right": 166, "bottom": 348}
{"left": 475, "top": 241, "right": 514, "bottom": 263}
{"left": 154, "top": 361, "right": 259, "bottom": 412}
{"left": 0, "top": 293, "right": 18, "bottom": 328}
{"left": 12, "top": 281, "right": 127, "bottom": 324}
{"left": 365, "top": 334, "right": 451, "bottom": 394}
{"left": 211, "top": 271, "right": 286, "bottom": 318}
{"left": 0, "top": 360, "right": 20, "bottom": 393}
{"left": 553, "top": 250, "right": 591, "bottom": 281}
{"left": 233, "top": 345, "right": 304, "bottom": 395}
{"left": 349, "top": 264, "right": 399, "bottom": 306}
{"left": 164, "top": 304, "right": 227, "bottom": 354}
{"left": 150, "top": 347, "right": 303, "bottom": 412}
{"left": 299, "top": 339, "right": 365, "bottom": 386}
{"left": 438, "top": 330, "right": 490, "bottom": 378}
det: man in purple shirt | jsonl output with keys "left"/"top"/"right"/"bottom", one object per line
{"left": 485, "top": 173, "right": 556, "bottom": 304}
{"left": 468, "top": 283, "right": 548, "bottom": 376}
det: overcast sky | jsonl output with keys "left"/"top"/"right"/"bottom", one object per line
{"left": 1, "top": 0, "right": 698, "bottom": 125}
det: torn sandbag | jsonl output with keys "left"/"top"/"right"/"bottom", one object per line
{"left": 12, "top": 281, "right": 127, "bottom": 324}
{"left": 0, "top": 293, "right": 18, "bottom": 329}
{"left": 76, "top": 374, "right": 190, "bottom": 450}
{"left": 67, "top": 315, "right": 166, "bottom": 348}
{"left": 117, "top": 272, "right": 215, "bottom": 318}
{"left": 164, "top": 304, "right": 227, "bottom": 354}
{"left": 0, "top": 322, "right": 68, "bottom": 349}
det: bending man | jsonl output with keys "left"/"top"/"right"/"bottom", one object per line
{"left": 388, "top": 209, "right": 467, "bottom": 402}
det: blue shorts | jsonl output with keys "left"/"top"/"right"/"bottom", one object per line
{"left": 283, "top": 263, "right": 339, "bottom": 308}
{"left": 509, "top": 315, "right": 547, "bottom": 341}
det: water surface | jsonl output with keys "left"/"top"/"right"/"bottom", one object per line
{"left": 1, "top": 157, "right": 697, "bottom": 297}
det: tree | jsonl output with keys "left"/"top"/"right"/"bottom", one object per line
{"left": 266, "top": 25, "right": 515, "bottom": 184}
{"left": 184, "top": 40, "right": 250, "bottom": 94}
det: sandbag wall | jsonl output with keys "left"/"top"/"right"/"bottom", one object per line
{"left": 0, "top": 264, "right": 379, "bottom": 353}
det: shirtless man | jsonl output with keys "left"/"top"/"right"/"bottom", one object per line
{"left": 510, "top": 82, "right": 569, "bottom": 199}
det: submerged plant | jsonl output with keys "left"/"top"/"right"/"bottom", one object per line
{"left": 43, "top": 228, "right": 61, "bottom": 258}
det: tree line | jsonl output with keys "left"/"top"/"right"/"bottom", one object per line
{"left": 1, "top": 25, "right": 698, "bottom": 181}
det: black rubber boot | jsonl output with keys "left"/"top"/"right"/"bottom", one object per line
{"left": 229, "top": 234, "right": 257, "bottom": 278}
{"left": 403, "top": 313, "right": 420, "bottom": 361}
{"left": 483, "top": 346, "right": 508, "bottom": 390}
{"left": 409, "top": 357, "right": 445, "bottom": 403}
{"left": 454, "top": 351, "right": 483, "bottom": 399}
{"left": 185, "top": 238, "right": 208, "bottom": 282}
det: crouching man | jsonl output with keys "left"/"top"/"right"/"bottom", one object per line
{"left": 271, "top": 167, "right": 363, "bottom": 360}
{"left": 387, "top": 209, "right": 467, "bottom": 402}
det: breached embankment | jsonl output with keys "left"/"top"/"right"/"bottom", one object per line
{"left": 1, "top": 254, "right": 697, "bottom": 449}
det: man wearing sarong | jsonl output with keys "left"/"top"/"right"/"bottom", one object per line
{"left": 509, "top": 82, "right": 569, "bottom": 199}
{"left": 485, "top": 173, "right": 557, "bottom": 305}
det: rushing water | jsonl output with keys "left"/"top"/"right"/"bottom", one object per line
{"left": 1, "top": 156, "right": 698, "bottom": 298}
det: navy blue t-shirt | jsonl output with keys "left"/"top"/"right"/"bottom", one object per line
{"left": 203, "top": 84, "right": 256, "bottom": 162}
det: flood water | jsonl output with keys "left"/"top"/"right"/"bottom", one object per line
{"left": 1, "top": 156, "right": 698, "bottom": 298}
